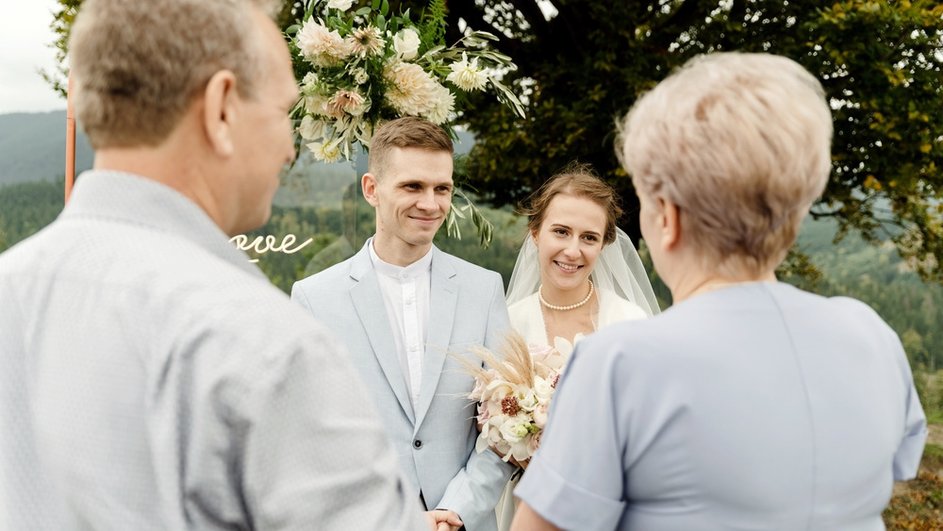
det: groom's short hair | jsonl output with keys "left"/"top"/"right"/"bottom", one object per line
{"left": 368, "top": 117, "right": 453, "bottom": 178}
{"left": 69, "top": 0, "right": 279, "bottom": 149}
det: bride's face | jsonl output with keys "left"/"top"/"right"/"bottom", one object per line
{"left": 533, "top": 194, "right": 608, "bottom": 296}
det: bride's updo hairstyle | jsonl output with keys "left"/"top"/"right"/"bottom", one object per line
{"left": 521, "top": 163, "right": 623, "bottom": 246}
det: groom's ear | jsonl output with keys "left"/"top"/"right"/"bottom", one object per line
{"left": 362, "top": 173, "right": 380, "bottom": 207}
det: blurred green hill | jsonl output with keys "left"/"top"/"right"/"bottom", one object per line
{"left": 0, "top": 111, "right": 94, "bottom": 186}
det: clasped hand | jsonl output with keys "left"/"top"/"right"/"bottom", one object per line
{"left": 425, "top": 509, "right": 462, "bottom": 531}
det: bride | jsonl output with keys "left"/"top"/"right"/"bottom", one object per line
{"left": 495, "top": 165, "right": 659, "bottom": 530}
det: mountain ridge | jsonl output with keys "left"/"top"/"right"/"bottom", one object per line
{"left": 0, "top": 110, "right": 94, "bottom": 186}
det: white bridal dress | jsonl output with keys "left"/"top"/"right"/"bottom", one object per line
{"left": 495, "top": 228, "right": 659, "bottom": 530}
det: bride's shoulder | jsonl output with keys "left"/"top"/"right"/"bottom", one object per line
{"left": 507, "top": 292, "right": 539, "bottom": 319}
{"left": 598, "top": 287, "right": 649, "bottom": 322}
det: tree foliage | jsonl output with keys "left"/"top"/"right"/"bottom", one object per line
{"left": 45, "top": 0, "right": 943, "bottom": 281}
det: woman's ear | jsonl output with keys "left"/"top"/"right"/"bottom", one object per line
{"left": 659, "top": 197, "right": 682, "bottom": 251}
{"left": 201, "top": 69, "right": 239, "bottom": 156}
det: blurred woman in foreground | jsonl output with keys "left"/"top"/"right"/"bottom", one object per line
{"left": 510, "top": 52, "right": 928, "bottom": 531}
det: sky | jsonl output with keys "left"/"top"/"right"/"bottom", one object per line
{"left": 0, "top": 0, "right": 66, "bottom": 114}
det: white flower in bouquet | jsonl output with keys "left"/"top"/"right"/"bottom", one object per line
{"left": 326, "top": 0, "right": 354, "bottom": 11}
{"left": 392, "top": 27, "right": 420, "bottom": 60}
{"left": 447, "top": 52, "right": 489, "bottom": 91}
{"left": 348, "top": 26, "right": 385, "bottom": 57}
{"left": 298, "top": 115, "right": 327, "bottom": 141}
{"left": 424, "top": 83, "right": 455, "bottom": 125}
{"left": 499, "top": 416, "right": 529, "bottom": 443}
{"left": 296, "top": 19, "right": 351, "bottom": 66}
{"left": 384, "top": 62, "right": 441, "bottom": 117}
{"left": 350, "top": 67, "right": 370, "bottom": 85}
{"left": 306, "top": 139, "right": 343, "bottom": 163}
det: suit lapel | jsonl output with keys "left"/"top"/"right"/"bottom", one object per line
{"left": 415, "top": 248, "right": 457, "bottom": 428}
{"left": 349, "top": 246, "right": 416, "bottom": 424}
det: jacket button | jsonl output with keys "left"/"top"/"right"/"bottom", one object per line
{"left": 413, "top": 439, "right": 423, "bottom": 449}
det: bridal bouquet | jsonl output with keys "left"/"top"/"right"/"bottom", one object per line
{"left": 290, "top": 0, "right": 525, "bottom": 162}
{"left": 465, "top": 334, "right": 566, "bottom": 465}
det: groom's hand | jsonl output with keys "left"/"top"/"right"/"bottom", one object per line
{"left": 425, "top": 509, "right": 462, "bottom": 531}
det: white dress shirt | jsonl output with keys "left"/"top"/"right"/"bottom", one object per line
{"left": 369, "top": 240, "right": 432, "bottom": 407}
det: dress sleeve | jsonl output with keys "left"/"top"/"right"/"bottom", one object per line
{"left": 892, "top": 334, "right": 928, "bottom": 480}
{"left": 514, "top": 341, "right": 627, "bottom": 530}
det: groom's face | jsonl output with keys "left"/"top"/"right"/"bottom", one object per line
{"left": 363, "top": 146, "right": 454, "bottom": 256}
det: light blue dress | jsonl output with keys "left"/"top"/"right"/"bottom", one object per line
{"left": 515, "top": 282, "right": 927, "bottom": 531}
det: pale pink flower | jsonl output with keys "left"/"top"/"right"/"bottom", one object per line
{"left": 348, "top": 26, "right": 385, "bottom": 57}
{"left": 325, "top": 90, "right": 368, "bottom": 118}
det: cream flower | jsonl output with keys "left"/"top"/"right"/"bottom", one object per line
{"left": 498, "top": 416, "right": 530, "bottom": 443}
{"left": 350, "top": 67, "right": 370, "bottom": 85}
{"left": 384, "top": 61, "right": 439, "bottom": 117}
{"left": 348, "top": 26, "right": 385, "bottom": 58}
{"left": 393, "top": 27, "right": 421, "bottom": 60}
{"left": 301, "top": 72, "right": 319, "bottom": 88}
{"left": 326, "top": 90, "right": 369, "bottom": 118}
{"left": 446, "top": 52, "right": 489, "bottom": 91}
{"left": 306, "top": 139, "right": 343, "bottom": 162}
{"left": 296, "top": 19, "right": 351, "bottom": 66}
{"left": 304, "top": 93, "right": 331, "bottom": 117}
{"left": 326, "top": 0, "right": 354, "bottom": 11}
{"left": 532, "top": 403, "right": 549, "bottom": 429}
{"left": 298, "top": 115, "right": 326, "bottom": 141}
{"left": 424, "top": 82, "right": 454, "bottom": 125}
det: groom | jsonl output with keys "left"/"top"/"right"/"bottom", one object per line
{"left": 292, "top": 117, "right": 514, "bottom": 531}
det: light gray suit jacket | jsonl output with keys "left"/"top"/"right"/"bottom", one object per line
{"left": 291, "top": 242, "right": 515, "bottom": 531}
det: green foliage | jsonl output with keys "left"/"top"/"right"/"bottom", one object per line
{"left": 41, "top": 0, "right": 82, "bottom": 97}
{"left": 0, "top": 181, "right": 63, "bottom": 253}
{"left": 417, "top": 0, "right": 447, "bottom": 50}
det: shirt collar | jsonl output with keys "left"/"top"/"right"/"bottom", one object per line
{"left": 368, "top": 238, "right": 433, "bottom": 280}
{"left": 63, "top": 170, "right": 264, "bottom": 278}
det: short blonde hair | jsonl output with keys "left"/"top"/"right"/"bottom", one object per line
{"left": 368, "top": 117, "right": 453, "bottom": 177}
{"left": 521, "top": 163, "right": 623, "bottom": 245}
{"left": 70, "top": 0, "right": 279, "bottom": 149}
{"left": 617, "top": 52, "right": 833, "bottom": 276}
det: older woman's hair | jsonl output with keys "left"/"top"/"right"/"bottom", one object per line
{"left": 368, "top": 117, "right": 454, "bottom": 178}
{"left": 617, "top": 52, "right": 833, "bottom": 276}
{"left": 521, "top": 163, "right": 623, "bottom": 245}
{"left": 69, "top": 0, "right": 279, "bottom": 149}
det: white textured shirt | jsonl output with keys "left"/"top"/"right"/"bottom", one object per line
{"left": 369, "top": 240, "right": 432, "bottom": 407}
{"left": 0, "top": 170, "right": 425, "bottom": 531}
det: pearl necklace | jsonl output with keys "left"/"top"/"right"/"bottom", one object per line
{"left": 538, "top": 280, "right": 594, "bottom": 311}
